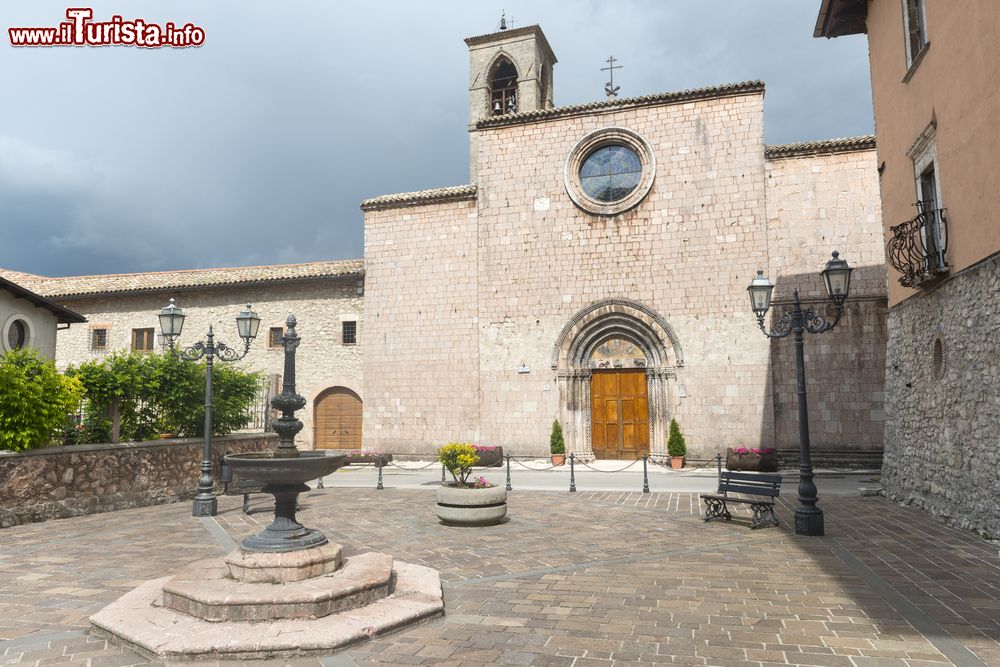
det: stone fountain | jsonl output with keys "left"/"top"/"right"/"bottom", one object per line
{"left": 91, "top": 316, "right": 443, "bottom": 660}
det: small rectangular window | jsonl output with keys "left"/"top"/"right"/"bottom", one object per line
{"left": 342, "top": 321, "right": 357, "bottom": 345}
{"left": 91, "top": 328, "right": 108, "bottom": 351}
{"left": 132, "top": 328, "right": 154, "bottom": 352}
{"left": 268, "top": 327, "right": 284, "bottom": 348}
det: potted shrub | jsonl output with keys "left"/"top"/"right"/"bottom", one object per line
{"left": 473, "top": 444, "right": 504, "bottom": 467}
{"left": 435, "top": 442, "right": 508, "bottom": 526}
{"left": 726, "top": 446, "right": 778, "bottom": 472}
{"left": 667, "top": 418, "right": 686, "bottom": 469}
{"left": 550, "top": 419, "right": 566, "bottom": 466}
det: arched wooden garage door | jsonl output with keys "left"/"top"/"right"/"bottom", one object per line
{"left": 314, "top": 387, "right": 362, "bottom": 450}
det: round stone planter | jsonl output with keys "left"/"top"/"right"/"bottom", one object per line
{"left": 435, "top": 484, "right": 508, "bottom": 526}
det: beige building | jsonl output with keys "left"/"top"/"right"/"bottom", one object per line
{"left": 817, "top": 1, "right": 1000, "bottom": 536}
{"left": 3, "top": 262, "right": 364, "bottom": 451}
{"left": 362, "top": 25, "right": 886, "bottom": 460}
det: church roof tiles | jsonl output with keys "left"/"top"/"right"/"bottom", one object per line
{"left": 476, "top": 80, "right": 766, "bottom": 129}
{"left": 0, "top": 259, "right": 364, "bottom": 300}
{"left": 765, "top": 134, "right": 876, "bottom": 159}
{"left": 360, "top": 184, "right": 478, "bottom": 212}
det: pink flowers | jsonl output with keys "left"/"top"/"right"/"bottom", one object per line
{"left": 472, "top": 445, "right": 498, "bottom": 453}
{"left": 734, "top": 446, "right": 776, "bottom": 455}
{"left": 472, "top": 476, "right": 492, "bottom": 489}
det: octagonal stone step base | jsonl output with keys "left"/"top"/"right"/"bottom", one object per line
{"left": 90, "top": 560, "right": 443, "bottom": 660}
{"left": 163, "top": 552, "right": 393, "bottom": 622}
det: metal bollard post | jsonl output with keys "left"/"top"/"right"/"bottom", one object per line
{"left": 317, "top": 475, "right": 324, "bottom": 489}
{"left": 441, "top": 463, "right": 446, "bottom": 485}
{"left": 569, "top": 453, "right": 577, "bottom": 492}
{"left": 505, "top": 454, "right": 512, "bottom": 491}
{"left": 377, "top": 456, "right": 384, "bottom": 491}
{"left": 642, "top": 455, "right": 650, "bottom": 494}
{"left": 716, "top": 453, "right": 722, "bottom": 477}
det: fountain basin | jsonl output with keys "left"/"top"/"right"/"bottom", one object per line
{"left": 225, "top": 451, "right": 346, "bottom": 484}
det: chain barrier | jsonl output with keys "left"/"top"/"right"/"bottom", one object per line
{"left": 313, "top": 451, "right": 725, "bottom": 493}
{"left": 575, "top": 458, "right": 642, "bottom": 473}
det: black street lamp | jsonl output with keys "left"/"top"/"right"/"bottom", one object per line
{"left": 747, "top": 251, "right": 853, "bottom": 537}
{"left": 158, "top": 298, "right": 261, "bottom": 517}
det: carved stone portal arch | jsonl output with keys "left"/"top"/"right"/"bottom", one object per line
{"left": 553, "top": 299, "right": 680, "bottom": 462}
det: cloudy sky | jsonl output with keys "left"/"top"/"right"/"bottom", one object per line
{"left": 0, "top": 1, "right": 872, "bottom": 278}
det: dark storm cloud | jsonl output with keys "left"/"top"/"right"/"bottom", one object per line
{"left": 0, "top": 0, "right": 872, "bottom": 277}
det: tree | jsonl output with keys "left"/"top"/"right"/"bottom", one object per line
{"left": 0, "top": 348, "right": 84, "bottom": 452}
{"left": 550, "top": 419, "right": 565, "bottom": 455}
{"left": 667, "top": 418, "right": 686, "bottom": 457}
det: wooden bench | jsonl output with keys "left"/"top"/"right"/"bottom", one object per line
{"left": 700, "top": 470, "right": 781, "bottom": 529}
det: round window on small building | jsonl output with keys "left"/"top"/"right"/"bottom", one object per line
{"left": 6, "top": 319, "right": 27, "bottom": 350}
{"left": 564, "top": 127, "right": 656, "bottom": 216}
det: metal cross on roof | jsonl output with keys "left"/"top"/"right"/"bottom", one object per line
{"left": 602, "top": 55, "right": 622, "bottom": 99}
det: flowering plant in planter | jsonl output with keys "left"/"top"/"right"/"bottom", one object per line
{"left": 726, "top": 446, "right": 778, "bottom": 472}
{"left": 471, "top": 444, "right": 504, "bottom": 467}
{"left": 438, "top": 442, "right": 481, "bottom": 487}
{"left": 435, "top": 443, "right": 506, "bottom": 525}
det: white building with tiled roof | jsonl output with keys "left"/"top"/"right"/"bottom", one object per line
{"left": 0, "top": 260, "right": 365, "bottom": 451}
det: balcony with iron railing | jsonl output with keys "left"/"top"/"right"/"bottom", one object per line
{"left": 886, "top": 202, "right": 949, "bottom": 288}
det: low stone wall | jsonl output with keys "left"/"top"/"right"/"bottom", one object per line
{"left": 883, "top": 253, "right": 1000, "bottom": 538}
{"left": 0, "top": 432, "right": 277, "bottom": 528}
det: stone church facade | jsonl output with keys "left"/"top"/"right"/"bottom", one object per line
{"left": 361, "top": 25, "right": 886, "bottom": 460}
{"left": 4, "top": 24, "right": 886, "bottom": 460}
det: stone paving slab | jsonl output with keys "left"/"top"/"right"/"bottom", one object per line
{"left": 1, "top": 488, "right": 998, "bottom": 666}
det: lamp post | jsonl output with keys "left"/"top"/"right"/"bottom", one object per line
{"left": 747, "top": 251, "right": 853, "bottom": 537}
{"left": 158, "top": 298, "right": 261, "bottom": 517}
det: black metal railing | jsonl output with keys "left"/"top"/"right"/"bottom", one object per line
{"left": 887, "top": 204, "right": 948, "bottom": 288}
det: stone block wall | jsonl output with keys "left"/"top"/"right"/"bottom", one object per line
{"left": 882, "top": 253, "right": 1000, "bottom": 538}
{"left": 51, "top": 278, "right": 363, "bottom": 450}
{"left": 0, "top": 432, "right": 276, "bottom": 528}
{"left": 362, "top": 198, "right": 481, "bottom": 453}
{"left": 473, "top": 92, "right": 772, "bottom": 457}
{"left": 764, "top": 148, "right": 887, "bottom": 451}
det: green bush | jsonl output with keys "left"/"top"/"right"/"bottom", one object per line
{"left": 0, "top": 348, "right": 84, "bottom": 452}
{"left": 65, "top": 351, "right": 261, "bottom": 443}
{"left": 549, "top": 419, "right": 565, "bottom": 455}
{"left": 438, "top": 442, "right": 478, "bottom": 487}
{"left": 667, "top": 418, "right": 686, "bottom": 457}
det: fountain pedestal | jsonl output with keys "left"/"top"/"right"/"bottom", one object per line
{"left": 89, "top": 315, "right": 445, "bottom": 659}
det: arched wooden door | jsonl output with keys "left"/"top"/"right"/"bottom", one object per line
{"left": 590, "top": 369, "right": 649, "bottom": 460}
{"left": 314, "top": 387, "right": 362, "bottom": 450}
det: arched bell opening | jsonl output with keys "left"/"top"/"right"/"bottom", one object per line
{"left": 489, "top": 56, "right": 518, "bottom": 115}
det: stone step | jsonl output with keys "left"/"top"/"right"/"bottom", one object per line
{"left": 162, "top": 551, "right": 394, "bottom": 622}
{"left": 91, "top": 560, "right": 443, "bottom": 660}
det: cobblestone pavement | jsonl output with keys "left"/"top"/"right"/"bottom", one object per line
{"left": 2, "top": 488, "right": 999, "bottom": 666}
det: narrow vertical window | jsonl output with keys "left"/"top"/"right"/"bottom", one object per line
{"left": 268, "top": 327, "right": 284, "bottom": 348}
{"left": 342, "top": 321, "right": 357, "bottom": 345}
{"left": 91, "top": 328, "right": 108, "bottom": 351}
{"left": 903, "top": 0, "right": 927, "bottom": 66}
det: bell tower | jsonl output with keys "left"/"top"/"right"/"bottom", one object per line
{"left": 465, "top": 23, "right": 557, "bottom": 181}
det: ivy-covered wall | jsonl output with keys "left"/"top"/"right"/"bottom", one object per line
{"left": 0, "top": 432, "right": 276, "bottom": 528}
